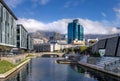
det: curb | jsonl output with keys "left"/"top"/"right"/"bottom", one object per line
{"left": 0, "top": 59, "right": 30, "bottom": 79}
{"left": 78, "top": 61, "right": 120, "bottom": 77}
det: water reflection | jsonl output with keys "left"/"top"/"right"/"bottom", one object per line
{"left": 27, "top": 58, "right": 97, "bottom": 81}
{"left": 0, "top": 58, "right": 119, "bottom": 81}
{"left": 41, "top": 54, "right": 59, "bottom": 58}
{"left": 0, "top": 62, "right": 30, "bottom": 81}
{"left": 70, "top": 64, "right": 120, "bottom": 81}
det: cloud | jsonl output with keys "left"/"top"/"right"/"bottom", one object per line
{"left": 101, "top": 12, "right": 106, "bottom": 17}
{"left": 4, "top": 0, "right": 24, "bottom": 8}
{"left": 40, "top": 0, "right": 50, "bottom": 5}
{"left": 32, "top": 0, "right": 50, "bottom": 5}
{"left": 17, "top": 18, "right": 47, "bottom": 32}
{"left": 113, "top": 4, "right": 120, "bottom": 26}
{"left": 113, "top": 7, "right": 120, "bottom": 19}
{"left": 17, "top": 18, "right": 119, "bottom": 35}
{"left": 64, "top": 0, "right": 83, "bottom": 8}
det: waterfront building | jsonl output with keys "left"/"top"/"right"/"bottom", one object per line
{"left": 68, "top": 19, "right": 84, "bottom": 44}
{"left": 0, "top": 0, "right": 17, "bottom": 51}
{"left": 87, "top": 38, "right": 98, "bottom": 46}
{"left": 17, "top": 24, "right": 28, "bottom": 50}
{"left": 34, "top": 44, "right": 50, "bottom": 52}
{"left": 33, "top": 38, "right": 45, "bottom": 45}
{"left": 27, "top": 34, "right": 33, "bottom": 51}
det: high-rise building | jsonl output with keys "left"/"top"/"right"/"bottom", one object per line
{"left": 68, "top": 19, "right": 84, "bottom": 44}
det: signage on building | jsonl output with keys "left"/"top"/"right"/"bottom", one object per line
{"left": 99, "top": 49, "right": 105, "bottom": 57}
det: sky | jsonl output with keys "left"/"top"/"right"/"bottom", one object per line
{"left": 4, "top": 0, "right": 120, "bottom": 34}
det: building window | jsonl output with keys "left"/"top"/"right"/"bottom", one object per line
{"left": 17, "top": 36, "right": 20, "bottom": 40}
{"left": 17, "top": 29, "right": 20, "bottom": 34}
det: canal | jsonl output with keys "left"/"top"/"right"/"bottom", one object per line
{"left": 0, "top": 58, "right": 119, "bottom": 81}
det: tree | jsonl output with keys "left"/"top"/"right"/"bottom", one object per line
{"left": 80, "top": 46, "right": 87, "bottom": 53}
{"left": 64, "top": 48, "right": 68, "bottom": 53}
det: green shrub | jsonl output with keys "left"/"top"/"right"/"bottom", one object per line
{"left": 80, "top": 46, "right": 87, "bottom": 53}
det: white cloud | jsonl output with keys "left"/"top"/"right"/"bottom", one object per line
{"left": 113, "top": 4, "right": 120, "bottom": 26}
{"left": 17, "top": 18, "right": 119, "bottom": 35}
{"left": 64, "top": 0, "right": 83, "bottom": 8}
{"left": 40, "top": 0, "right": 50, "bottom": 5}
{"left": 32, "top": 0, "right": 50, "bottom": 5}
{"left": 101, "top": 12, "right": 106, "bottom": 17}
{"left": 4, "top": 0, "right": 24, "bottom": 8}
{"left": 17, "top": 18, "right": 47, "bottom": 32}
{"left": 113, "top": 7, "right": 120, "bottom": 19}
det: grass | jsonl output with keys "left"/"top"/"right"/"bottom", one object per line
{"left": 0, "top": 55, "right": 31, "bottom": 74}
{"left": 0, "top": 60, "right": 16, "bottom": 74}
{"left": 26, "top": 54, "right": 35, "bottom": 58}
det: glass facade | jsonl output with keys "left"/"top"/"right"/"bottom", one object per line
{"left": 27, "top": 34, "right": 33, "bottom": 50}
{"left": 0, "top": 0, "right": 33, "bottom": 51}
{"left": 0, "top": 2, "right": 17, "bottom": 47}
{"left": 68, "top": 19, "right": 84, "bottom": 44}
{"left": 17, "top": 24, "right": 28, "bottom": 49}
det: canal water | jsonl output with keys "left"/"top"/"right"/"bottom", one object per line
{"left": 0, "top": 58, "right": 119, "bottom": 81}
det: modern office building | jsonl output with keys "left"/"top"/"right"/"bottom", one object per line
{"left": 0, "top": 0, "right": 17, "bottom": 50}
{"left": 0, "top": 0, "right": 33, "bottom": 54}
{"left": 17, "top": 24, "right": 28, "bottom": 49}
{"left": 68, "top": 19, "right": 84, "bottom": 44}
{"left": 27, "top": 34, "right": 33, "bottom": 51}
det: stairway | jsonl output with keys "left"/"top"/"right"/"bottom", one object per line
{"left": 95, "top": 57, "right": 120, "bottom": 68}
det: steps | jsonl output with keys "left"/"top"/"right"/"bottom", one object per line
{"left": 96, "top": 57, "right": 120, "bottom": 68}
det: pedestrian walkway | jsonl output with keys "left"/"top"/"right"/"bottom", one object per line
{"left": 96, "top": 57, "right": 120, "bottom": 68}
{"left": 79, "top": 56, "right": 120, "bottom": 76}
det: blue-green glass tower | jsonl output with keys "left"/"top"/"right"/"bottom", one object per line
{"left": 68, "top": 19, "right": 84, "bottom": 44}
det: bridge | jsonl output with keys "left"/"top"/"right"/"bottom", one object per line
{"left": 33, "top": 52, "right": 64, "bottom": 57}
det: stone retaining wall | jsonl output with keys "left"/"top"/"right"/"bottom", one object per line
{"left": 1, "top": 54, "right": 27, "bottom": 64}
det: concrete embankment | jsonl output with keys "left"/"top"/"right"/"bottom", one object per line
{"left": 0, "top": 59, "right": 30, "bottom": 79}
{"left": 78, "top": 61, "right": 120, "bottom": 77}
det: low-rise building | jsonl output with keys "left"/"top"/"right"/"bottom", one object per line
{"left": 87, "top": 39, "right": 98, "bottom": 46}
{"left": 33, "top": 38, "right": 45, "bottom": 45}
{"left": 34, "top": 44, "right": 50, "bottom": 52}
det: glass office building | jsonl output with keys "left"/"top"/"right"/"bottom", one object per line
{"left": 68, "top": 19, "right": 84, "bottom": 44}
{"left": 27, "top": 34, "right": 33, "bottom": 51}
{"left": 0, "top": 0, "right": 17, "bottom": 48}
{"left": 0, "top": 0, "right": 33, "bottom": 54}
{"left": 17, "top": 24, "right": 28, "bottom": 49}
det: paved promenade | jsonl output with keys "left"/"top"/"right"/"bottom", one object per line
{"left": 0, "top": 52, "right": 64, "bottom": 64}
{"left": 78, "top": 58, "right": 120, "bottom": 78}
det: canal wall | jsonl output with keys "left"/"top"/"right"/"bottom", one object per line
{"left": 78, "top": 61, "right": 120, "bottom": 78}
{"left": 91, "top": 36, "right": 120, "bottom": 57}
{"left": 1, "top": 54, "right": 27, "bottom": 64}
{"left": 0, "top": 59, "right": 30, "bottom": 79}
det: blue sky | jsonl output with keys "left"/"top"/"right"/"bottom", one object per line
{"left": 4, "top": 0, "right": 120, "bottom": 34}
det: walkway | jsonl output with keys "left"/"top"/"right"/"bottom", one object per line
{"left": 34, "top": 52, "right": 64, "bottom": 57}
